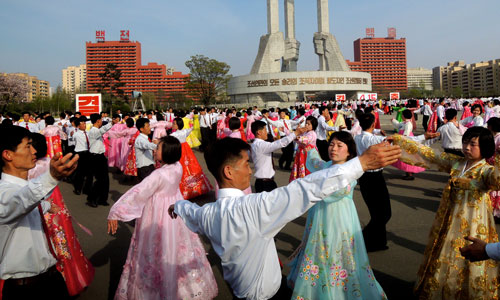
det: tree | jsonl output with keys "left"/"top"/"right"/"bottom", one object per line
{"left": 93, "top": 63, "right": 126, "bottom": 115}
{"left": 0, "top": 74, "right": 29, "bottom": 112}
{"left": 184, "top": 55, "right": 231, "bottom": 106}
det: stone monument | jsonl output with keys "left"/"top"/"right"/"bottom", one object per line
{"left": 228, "top": 0, "right": 372, "bottom": 105}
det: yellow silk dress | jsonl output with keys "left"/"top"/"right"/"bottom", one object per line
{"left": 392, "top": 134, "right": 500, "bottom": 300}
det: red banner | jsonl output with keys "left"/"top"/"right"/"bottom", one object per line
{"left": 76, "top": 94, "right": 101, "bottom": 117}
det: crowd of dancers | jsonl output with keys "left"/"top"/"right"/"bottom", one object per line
{"left": 1, "top": 96, "right": 500, "bottom": 300}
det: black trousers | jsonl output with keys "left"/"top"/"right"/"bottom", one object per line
{"left": 2, "top": 266, "right": 70, "bottom": 300}
{"left": 279, "top": 142, "right": 294, "bottom": 169}
{"left": 316, "top": 139, "right": 330, "bottom": 162}
{"left": 88, "top": 153, "right": 109, "bottom": 205}
{"left": 73, "top": 151, "right": 93, "bottom": 194}
{"left": 200, "top": 127, "right": 212, "bottom": 151}
{"left": 255, "top": 178, "right": 278, "bottom": 193}
{"left": 422, "top": 115, "right": 430, "bottom": 132}
{"left": 137, "top": 164, "right": 155, "bottom": 182}
{"left": 437, "top": 118, "right": 443, "bottom": 129}
{"left": 233, "top": 276, "right": 291, "bottom": 300}
{"left": 359, "top": 171, "right": 391, "bottom": 248}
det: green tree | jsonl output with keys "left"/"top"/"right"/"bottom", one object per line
{"left": 185, "top": 55, "right": 231, "bottom": 106}
{"left": 93, "top": 63, "right": 127, "bottom": 115}
{"left": 451, "top": 87, "right": 463, "bottom": 98}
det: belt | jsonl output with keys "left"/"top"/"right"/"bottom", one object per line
{"left": 6, "top": 265, "right": 58, "bottom": 286}
{"left": 256, "top": 178, "right": 274, "bottom": 182}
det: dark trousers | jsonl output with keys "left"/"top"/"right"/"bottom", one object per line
{"left": 137, "top": 164, "right": 155, "bottom": 182}
{"left": 437, "top": 118, "right": 443, "bottom": 129}
{"left": 346, "top": 118, "right": 353, "bottom": 130}
{"left": 422, "top": 115, "right": 430, "bottom": 132}
{"left": 73, "top": 151, "right": 93, "bottom": 194}
{"left": 233, "top": 276, "right": 291, "bottom": 300}
{"left": 255, "top": 178, "right": 278, "bottom": 193}
{"left": 210, "top": 124, "right": 217, "bottom": 141}
{"left": 279, "top": 142, "right": 294, "bottom": 169}
{"left": 61, "top": 139, "right": 69, "bottom": 155}
{"left": 200, "top": 127, "right": 212, "bottom": 151}
{"left": 359, "top": 171, "right": 391, "bottom": 248}
{"left": 444, "top": 148, "right": 464, "bottom": 157}
{"left": 316, "top": 139, "right": 330, "bottom": 162}
{"left": 87, "top": 153, "right": 109, "bottom": 205}
{"left": 2, "top": 266, "right": 70, "bottom": 300}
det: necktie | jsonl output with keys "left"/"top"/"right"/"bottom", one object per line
{"left": 25, "top": 122, "right": 29, "bottom": 130}
{"left": 283, "top": 120, "right": 289, "bottom": 134}
{"left": 37, "top": 204, "right": 57, "bottom": 259}
{"left": 84, "top": 131, "right": 90, "bottom": 150}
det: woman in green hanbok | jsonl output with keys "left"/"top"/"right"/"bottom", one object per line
{"left": 287, "top": 131, "right": 387, "bottom": 300}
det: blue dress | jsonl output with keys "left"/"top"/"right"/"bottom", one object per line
{"left": 287, "top": 149, "right": 387, "bottom": 300}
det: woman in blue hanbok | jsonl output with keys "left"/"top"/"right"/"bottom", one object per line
{"left": 287, "top": 131, "right": 387, "bottom": 300}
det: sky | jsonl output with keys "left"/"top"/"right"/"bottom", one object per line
{"left": 1, "top": 0, "right": 499, "bottom": 88}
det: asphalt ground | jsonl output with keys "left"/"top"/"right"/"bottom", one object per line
{"left": 61, "top": 114, "right": 482, "bottom": 300}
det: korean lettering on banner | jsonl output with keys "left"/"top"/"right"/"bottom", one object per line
{"left": 96, "top": 30, "right": 105, "bottom": 42}
{"left": 390, "top": 92, "right": 400, "bottom": 100}
{"left": 335, "top": 94, "right": 346, "bottom": 101}
{"left": 357, "top": 93, "right": 378, "bottom": 101}
{"left": 120, "top": 30, "right": 130, "bottom": 41}
{"left": 76, "top": 94, "right": 101, "bottom": 117}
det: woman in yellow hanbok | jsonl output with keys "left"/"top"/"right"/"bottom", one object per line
{"left": 192, "top": 109, "right": 202, "bottom": 141}
{"left": 181, "top": 113, "right": 201, "bottom": 148}
{"left": 391, "top": 127, "right": 500, "bottom": 300}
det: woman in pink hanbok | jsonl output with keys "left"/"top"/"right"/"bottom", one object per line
{"left": 289, "top": 116, "right": 318, "bottom": 182}
{"left": 487, "top": 117, "right": 500, "bottom": 218}
{"left": 108, "top": 136, "right": 218, "bottom": 300}
{"left": 461, "top": 101, "right": 472, "bottom": 120}
{"left": 245, "top": 110, "right": 256, "bottom": 141}
{"left": 105, "top": 117, "right": 127, "bottom": 168}
{"left": 150, "top": 114, "right": 172, "bottom": 140}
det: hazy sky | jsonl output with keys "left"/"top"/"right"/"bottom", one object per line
{"left": 1, "top": 0, "right": 499, "bottom": 88}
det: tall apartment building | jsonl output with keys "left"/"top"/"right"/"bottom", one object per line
{"left": 407, "top": 67, "right": 433, "bottom": 90}
{"left": 85, "top": 40, "right": 188, "bottom": 100}
{"left": 4, "top": 73, "right": 50, "bottom": 101}
{"left": 433, "top": 60, "right": 500, "bottom": 96}
{"left": 346, "top": 29, "right": 408, "bottom": 91}
{"left": 62, "top": 65, "right": 87, "bottom": 98}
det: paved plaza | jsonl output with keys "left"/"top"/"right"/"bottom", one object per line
{"left": 63, "top": 114, "right": 475, "bottom": 300}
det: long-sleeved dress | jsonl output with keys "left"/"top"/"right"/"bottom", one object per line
{"left": 287, "top": 149, "right": 387, "bottom": 300}
{"left": 108, "top": 163, "right": 218, "bottom": 300}
{"left": 392, "top": 134, "right": 500, "bottom": 299}
{"left": 289, "top": 130, "right": 317, "bottom": 182}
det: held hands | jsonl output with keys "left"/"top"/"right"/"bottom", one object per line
{"left": 358, "top": 142, "right": 401, "bottom": 171}
{"left": 460, "top": 236, "right": 489, "bottom": 262}
{"left": 50, "top": 153, "right": 79, "bottom": 181}
{"left": 48, "top": 203, "right": 61, "bottom": 214}
{"left": 424, "top": 132, "right": 440, "bottom": 140}
{"left": 294, "top": 126, "right": 306, "bottom": 136}
{"left": 107, "top": 219, "right": 118, "bottom": 235}
{"left": 168, "top": 204, "right": 177, "bottom": 219}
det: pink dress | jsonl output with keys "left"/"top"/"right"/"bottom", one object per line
{"left": 119, "top": 128, "right": 140, "bottom": 172}
{"left": 108, "top": 163, "right": 218, "bottom": 300}
{"left": 289, "top": 130, "right": 317, "bottom": 182}
{"left": 151, "top": 121, "right": 172, "bottom": 140}
{"left": 488, "top": 133, "right": 500, "bottom": 217}
{"left": 391, "top": 122, "right": 426, "bottom": 174}
{"left": 245, "top": 115, "right": 256, "bottom": 140}
{"left": 105, "top": 123, "right": 127, "bottom": 168}
{"left": 42, "top": 125, "right": 66, "bottom": 157}
{"left": 461, "top": 106, "right": 472, "bottom": 120}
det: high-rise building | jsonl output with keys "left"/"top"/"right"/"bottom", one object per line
{"left": 407, "top": 67, "right": 433, "bottom": 90}
{"left": 433, "top": 60, "right": 500, "bottom": 96}
{"left": 85, "top": 39, "right": 188, "bottom": 100}
{"left": 2, "top": 73, "right": 50, "bottom": 102}
{"left": 346, "top": 29, "right": 407, "bottom": 91}
{"left": 62, "top": 64, "right": 87, "bottom": 98}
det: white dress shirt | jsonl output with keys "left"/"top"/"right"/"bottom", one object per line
{"left": 460, "top": 116, "right": 484, "bottom": 127}
{"left": 210, "top": 113, "right": 219, "bottom": 125}
{"left": 67, "top": 126, "right": 76, "bottom": 147}
{"left": 316, "top": 115, "right": 338, "bottom": 141}
{"left": 437, "top": 105, "right": 445, "bottom": 122}
{"left": 88, "top": 123, "right": 112, "bottom": 154}
{"left": 199, "top": 114, "right": 211, "bottom": 128}
{"left": 134, "top": 133, "right": 157, "bottom": 168}
{"left": 0, "top": 172, "right": 58, "bottom": 279}
{"left": 391, "top": 119, "right": 413, "bottom": 136}
{"left": 174, "top": 158, "right": 364, "bottom": 300}
{"left": 18, "top": 121, "right": 39, "bottom": 133}
{"left": 251, "top": 133, "right": 296, "bottom": 179}
{"left": 486, "top": 243, "right": 500, "bottom": 260}
{"left": 437, "top": 122, "right": 463, "bottom": 150}
{"left": 171, "top": 128, "right": 193, "bottom": 143}
{"left": 73, "top": 129, "right": 90, "bottom": 152}
{"left": 415, "top": 104, "right": 433, "bottom": 116}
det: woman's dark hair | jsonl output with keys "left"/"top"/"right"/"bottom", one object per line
{"left": 471, "top": 104, "right": 483, "bottom": 114}
{"left": 156, "top": 113, "right": 164, "bottom": 121}
{"left": 462, "top": 127, "right": 495, "bottom": 159}
{"left": 125, "top": 118, "right": 135, "bottom": 128}
{"left": 31, "top": 133, "right": 47, "bottom": 159}
{"left": 306, "top": 116, "right": 318, "bottom": 131}
{"left": 228, "top": 117, "right": 241, "bottom": 131}
{"left": 204, "top": 137, "right": 251, "bottom": 184}
{"left": 174, "top": 118, "right": 184, "bottom": 130}
{"left": 327, "top": 131, "right": 357, "bottom": 161}
{"left": 44, "top": 116, "right": 55, "bottom": 125}
{"left": 487, "top": 117, "right": 500, "bottom": 133}
{"left": 0, "top": 126, "right": 32, "bottom": 171}
{"left": 402, "top": 109, "right": 412, "bottom": 120}
{"left": 159, "top": 136, "right": 182, "bottom": 164}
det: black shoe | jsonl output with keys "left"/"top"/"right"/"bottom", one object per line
{"left": 365, "top": 244, "right": 389, "bottom": 252}
{"left": 86, "top": 201, "right": 98, "bottom": 208}
{"left": 402, "top": 175, "right": 415, "bottom": 181}
{"left": 73, "top": 190, "right": 81, "bottom": 195}
{"left": 99, "top": 202, "right": 110, "bottom": 206}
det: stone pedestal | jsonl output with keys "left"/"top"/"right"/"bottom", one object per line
{"left": 251, "top": 32, "right": 285, "bottom": 74}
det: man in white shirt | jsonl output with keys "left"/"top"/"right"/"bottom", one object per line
{"left": 169, "top": 137, "right": 401, "bottom": 300}
{"left": 415, "top": 99, "right": 433, "bottom": 132}
{"left": 87, "top": 113, "right": 113, "bottom": 207}
{"left": 72, "top": 117, "right": 93, "bottom": 195}
{"left": 0, "top": 125, "right": 78, "bottom": 299}
{"left": 134, "top": 118, "right": 158, "bottom": 181}
{"left": 437, "top": 109, "right": 464, "bottom": 157}
{"left": 436, "top": 99, "right": 446, "bottom": 128}
{"left": 18, "top": 112, "right": 39, "bottom": 133}
{"left": 316, "top": 106, "right": 341, "bottom": 161}
{"left": 199, "top": 108, "right": 212, "bottom": 151}
{"left": 250, "top": 120, "right": 305, "bottom": 192}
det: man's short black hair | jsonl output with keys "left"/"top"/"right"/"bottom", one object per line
{"left": 0, "top": 126, "right": 31, "bottom": 172}
{"left": 112, "top": 114, "right": 121, "bottom": 120}
{"left": 90, "top": 113, "right": 101, "bottom": 124}
{"left": 402, "top": 109, "right": 412, "bottom": 120}
{"left": 159, "top": 136, "right": 182, "bottom": 164}
{"left": 31, "top": 133, "right": 47, "bottom": 159}
{"left": 45, "top": 116, "right": 55, "bottom": 125}
{"left": 445, "top": 109, "right": 457, "bottom": 121}
{"left": 462, "top": 127, "right": 495, "bottom": 159}
{"left": 359, "top": 113, "right": 375, "bottom": 131}
{"left": 136, "top": 118, "right": 150, "bottom": 130}
{"left": 251, "top": 120, "right": 267, "bottom": 136}
{"left": 125, "top": 118, "right": 135, "bottom": 128}
{"left": 487, "top": 117, "right": 500, "bottom": 133}
{"left": 319, "top": 106, "right": 329, "bottom": 114}
{"left": 204, "top": 138, "right": 251, "bottom": 184}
